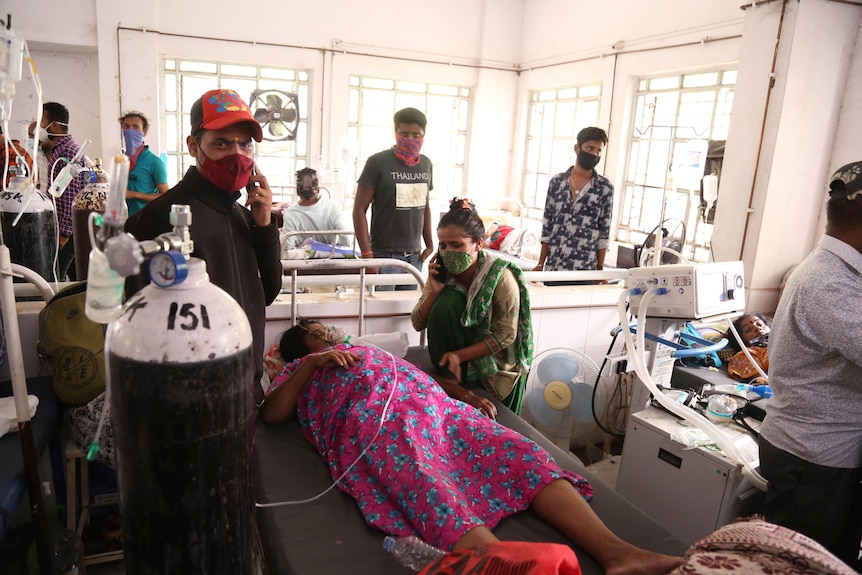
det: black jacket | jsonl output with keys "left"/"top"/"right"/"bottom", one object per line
{"left": 125, "top": 167, "right": 282, "bottom": 386}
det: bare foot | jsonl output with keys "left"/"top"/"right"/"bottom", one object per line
{"left": 604, "top": 545, "right": 685, "bottom": 575}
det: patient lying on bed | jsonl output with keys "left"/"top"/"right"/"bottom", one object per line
{"left": 261, "top": 321, "right": 683, "bottom": 574}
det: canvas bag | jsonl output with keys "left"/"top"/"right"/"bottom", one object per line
{"left": 37, "top": 281, "right": 106, "bottom": 406}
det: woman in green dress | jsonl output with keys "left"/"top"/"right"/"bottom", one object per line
{"left": 411, "top": 198, "right": 534, "bottom": 415}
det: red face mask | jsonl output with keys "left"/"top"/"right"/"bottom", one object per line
{"left": 198, "top": 152, "right": 254, "bottom": 192}
{"left": 393, "top": 134, "right": 423, "bottom": 167}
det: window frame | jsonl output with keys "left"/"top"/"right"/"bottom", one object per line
{"left": 617, "top": 68, "right": 736, "bottom": 263}
{"left": 520, "top": 84, "right": 602, "bottom": 216}
{"left": 161, "top": 58, "right": 311, "bottom": 204}
{"left": 345, "top": 75, "right": 471, "bottom": 210}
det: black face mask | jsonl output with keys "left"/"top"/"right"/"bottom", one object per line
{"left": 577, "top": 150, "right": 600, "bottom": 171}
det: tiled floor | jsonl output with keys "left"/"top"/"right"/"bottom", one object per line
{"left": 585, "top": 454, "right": 622, "bottom": 491}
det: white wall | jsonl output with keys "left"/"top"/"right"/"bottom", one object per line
{"left": 4, "top": 47, "right": 101, "bottom": 155}
{"left": 519, "top": 0, "right": 744, "bottom": 66}
{"left": 712, "top": 0, "right": 862, "bottom": 311}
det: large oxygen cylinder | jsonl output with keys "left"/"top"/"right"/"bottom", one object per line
{"left": 0, "top": 172, "right": 57, "bottom": 282}
{"left": 106, "top": 257, "right": 257, "bottom": 574}
{"left": 73, "top": 157, "right": 109, "bottom": 279}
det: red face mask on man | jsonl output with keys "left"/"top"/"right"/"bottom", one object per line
{"left": 198, "top": 152, "right": 255, "bottom": 192}
{"left": 393, "top": 134, "right": 423, "bottom": 167}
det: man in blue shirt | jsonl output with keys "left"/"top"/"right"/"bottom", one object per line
{"left": 120, "top": 111, "right": 168, "bottom": 216}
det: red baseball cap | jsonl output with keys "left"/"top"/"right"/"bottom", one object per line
{"left": 190, "top": 89, "right": 263, "bottom": 142}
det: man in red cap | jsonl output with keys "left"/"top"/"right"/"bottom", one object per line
{"left": 126, "top": 88, "right": 282, "bottom": 401}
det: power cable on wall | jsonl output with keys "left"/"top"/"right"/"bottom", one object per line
{"left": 115, "top": 25, "right": 743, "bottom": 78}
{"left": 738, "top": 0, "right": 787, "bottom": 261}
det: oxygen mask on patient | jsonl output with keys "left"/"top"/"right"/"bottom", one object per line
{"left": 298, "top": 322, "right": 345, "bottom": 348}
{"left": 324, "top": 324, "right": 349, "bottom": 345}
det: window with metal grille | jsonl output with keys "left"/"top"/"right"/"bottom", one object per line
{"left": 162, "top": 59, "right": 310, "bottom": 204}
{"left": 521, "top": 84, "right": 601, "bottom": 216}
{"left": 618, "top": 69, "right": 736, "bottom": 263}
{"left": 345, "top": 75, "right": 470, "bottom": 209}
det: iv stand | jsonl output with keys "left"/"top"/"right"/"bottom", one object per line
{"left": 0, "top": 231, "right": 53, "bottom": 574}
{"left": 634, "top": 124, "right": 707, "bottom": 266}
{"left": 1, "top": 19, "right": 56, "bottom": 573}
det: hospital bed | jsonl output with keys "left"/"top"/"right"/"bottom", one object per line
{"left": 254, "top": 258, "right": 687, "bottom": 575}
{"left": 254, "top": 376, "right": 686, "bottom": 575}
{"left": 471, "top": 198, "right": 540, "bottom": 270}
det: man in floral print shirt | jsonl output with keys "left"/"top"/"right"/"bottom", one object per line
{"left": 533, "top": 126, "right": 613, "bottom": 285}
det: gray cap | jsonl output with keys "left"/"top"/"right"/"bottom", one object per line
{"left": 828, "top": 161, "right": 862, "bottom": 201}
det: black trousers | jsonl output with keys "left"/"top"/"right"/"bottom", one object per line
{"left": 57, "top": 235, "right": 76, "bottom": 282}
{"left": 759, "top": 436, "right": 862, "bottom": 570}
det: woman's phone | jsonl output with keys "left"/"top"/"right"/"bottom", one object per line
{"left": 433, "top": 254, "right": 448, "bottom": 283}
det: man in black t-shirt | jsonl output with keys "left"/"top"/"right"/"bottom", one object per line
{"left": 354, "top": 107, "right": 434, "bottom": 290}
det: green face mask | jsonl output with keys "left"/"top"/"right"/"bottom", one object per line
{"left": 439, "top": 248, "right": 474, "bottom": 275}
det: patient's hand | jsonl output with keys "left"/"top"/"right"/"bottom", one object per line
{"left": 313, "top": 349, "right": 359, "bottom": 369}
{"left": 464, "top": 391, "right": 497, "bottom": 420}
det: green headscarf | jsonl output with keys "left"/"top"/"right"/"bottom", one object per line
{"left": 461, "top": 252, "right": 534, "bottom": 404}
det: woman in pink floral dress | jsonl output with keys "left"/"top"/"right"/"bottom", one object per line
{"left": 262, "top": 321, "right": 682, "bottom": 575}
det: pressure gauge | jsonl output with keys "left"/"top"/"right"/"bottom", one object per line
{"left": 148, "top": 250, "right": 189, "bottom": 288}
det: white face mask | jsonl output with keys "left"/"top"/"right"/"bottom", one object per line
{"left": 38, "top": 121, "right": 67, "bottom": 143}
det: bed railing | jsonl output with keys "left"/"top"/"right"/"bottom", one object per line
{"left": 280, "top": 229, "right": 357, "bottom": 258}
{"left": 281, "top": 256, "right": 426, "bottom": 337}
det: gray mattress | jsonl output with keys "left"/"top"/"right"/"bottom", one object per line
{"left": 254, "top": 348, "right": 686, "bottom": 575}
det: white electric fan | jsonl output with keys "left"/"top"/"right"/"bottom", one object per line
{"left": 521, "top": 348, "right": 602, "bottom": 454}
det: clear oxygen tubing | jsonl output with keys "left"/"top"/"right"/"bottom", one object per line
{"left": 85, "top": 319, "right": 112, "bottom": 461}
{"left": 256, "top": 347, "right": 400, "bottom": 508}
{"left": 726, "top": 320, "right": 769, "bottom": 382}
{"left": 82, "top": 153, "right": 130, "bottom": 461}
{"left": 102, "top": 153, "right": 128, "bottom": 231}
{"left": 81, "top": 210, "right": 110, "bottom": 461}
{"left": 23, "top": 40, "right": 43, "bottom": 190}
{"left": 618, "top": 288, "right": 768, "bottom": 491}
{"left": 43, "top": 154, "right": 69, "bottom": 289}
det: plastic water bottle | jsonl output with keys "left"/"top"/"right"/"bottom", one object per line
{"left": 383, "top": 535, "right": 446, "bottom": 571}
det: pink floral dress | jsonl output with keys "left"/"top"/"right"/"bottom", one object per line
{"left": 267, "top": 344, "right": 592, "bottom": 550}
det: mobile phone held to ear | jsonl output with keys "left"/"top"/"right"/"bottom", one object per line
{"left": 433, "top": 253, "right": 448, "bottom": 283}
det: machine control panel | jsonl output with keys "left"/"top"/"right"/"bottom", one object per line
{"left": 626, "top": 261, "right": 746, "bottom": 319}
